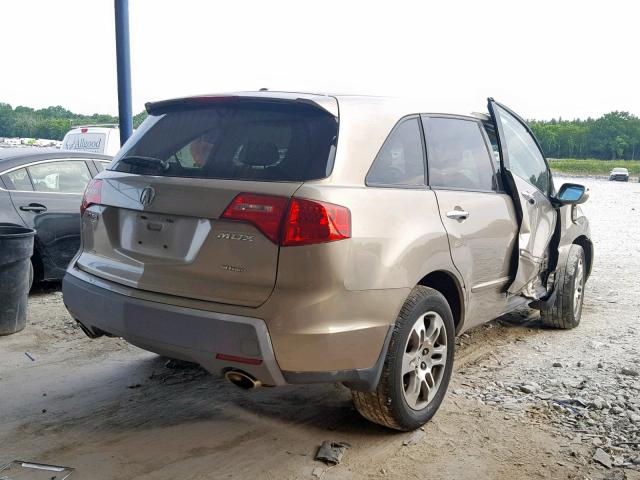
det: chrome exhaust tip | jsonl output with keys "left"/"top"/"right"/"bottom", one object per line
{"left": 224, "top": 370, "right": 262, "bottom": 389}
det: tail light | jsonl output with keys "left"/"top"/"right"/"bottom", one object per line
{"left": 222, "top": 193, "right": 289, "bottom": 243}
{"left": 81, "top": 179, "right": 103, "bottom": 216}
{"left": 281, "top": 198, "right": 351, "bottom": 246}
{"left": 222, "top": 193, "right": 351, "bottom": 246}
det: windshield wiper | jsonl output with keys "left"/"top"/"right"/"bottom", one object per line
{"left": 119, "top": 155, "right": 170, "bottom": 171}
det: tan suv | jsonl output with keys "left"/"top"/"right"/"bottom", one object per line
{"left": 63, "top": 92, "right": 593, "bottom": 431}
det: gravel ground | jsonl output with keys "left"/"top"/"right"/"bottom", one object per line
{"left": 447, "top": 176, "right": 640, "bottom": 479}
{"left": 0, "top": 176, "right": 638, "bottom": 480}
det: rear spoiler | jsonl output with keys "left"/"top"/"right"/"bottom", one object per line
{"left": 145, "top": 94, "right": 339, "bottom": 117}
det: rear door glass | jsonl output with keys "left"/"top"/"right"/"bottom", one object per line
{"left": 94, "top": 160, "right": 109, "bottom": 172}
{"left": 28, "top": 161, "right": 92, "bottom": 193}
{"left": 1, "top": 168, "right": 33, "bottom": 191}
{"left": 112, "top": 102, "right": 338, "bottom": 182}
{"left": 423, "top": 117, "right": 495, "bottom": 191}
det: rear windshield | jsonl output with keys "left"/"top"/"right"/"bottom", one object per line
{"left": 111, "top": 101, "right": 338, "bottom": 182}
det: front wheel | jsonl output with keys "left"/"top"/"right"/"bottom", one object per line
{"left": 351, "top": 286, "right": 455, "bottom": 431}
{"left": 540, "top": 244, "right": 585, "bottom": 329}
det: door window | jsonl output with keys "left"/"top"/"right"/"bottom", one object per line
{"left": 423, "top": 117, "right": 495, "bottom": 191}
{"left": 1, "top": 168, "right": 33, "bottom": 191}
{"left": 366, "top": 117, "right": 426, "bottom": 187}
{"left": 28, "top": 161, "right": 92, "bottom": 193}
{"left": 495, "top": 106, "right": 550, "bottom": 194}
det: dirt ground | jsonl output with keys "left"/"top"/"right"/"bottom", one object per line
{"left": 1, "top": 176, "right": 638, "bottom": 480}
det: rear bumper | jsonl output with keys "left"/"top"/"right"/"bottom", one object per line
{"left": 62, "top": 269, "right": 393, "bottom": 391}
{"left": 63, "top": 271, "right": 287, "bottom": 386}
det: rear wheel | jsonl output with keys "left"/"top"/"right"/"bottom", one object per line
{"left": 540, "top": 244, "right": 585, "bottom": 329}
{"left": 351, "top": 286, "right": 455, "bottom": 431}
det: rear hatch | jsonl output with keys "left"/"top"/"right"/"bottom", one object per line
{"left": 76, "top": 96, "right": 338, "bottom": 307}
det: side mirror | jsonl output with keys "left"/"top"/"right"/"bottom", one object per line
{"left": 556, "top": 183, "right": 589, "bottom": 205}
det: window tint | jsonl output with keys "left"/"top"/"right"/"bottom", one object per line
{"left": 112, "top": 102, "right": 338, "bottom": 182}
{"left": 28, "top": 161, "right": 92, "bottom": 193}
{"left": 2, "top": 168, "right": 33, "bottom": 191}
{"left": 496, "top": 106, "right": 550, "bottom": 194}
{"left": 423, "top": 117, "right": 495, "bottom": 191}
{"left": 366, "top": 118, "right": 425, "bottom": 187}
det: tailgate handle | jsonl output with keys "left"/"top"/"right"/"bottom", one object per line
{"left": 20, "top": 203, "right": 47, "bottom": 213}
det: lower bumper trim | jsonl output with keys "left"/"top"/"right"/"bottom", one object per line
{"left": 282, "top": 325, "right": 393, "bottom": 392}
{"left": 62, "top": 270, "right": 286, "bottom": 386}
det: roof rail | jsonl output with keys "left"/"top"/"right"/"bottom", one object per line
{"left": 70, "top": 124, "right": 120, "bottom": 129}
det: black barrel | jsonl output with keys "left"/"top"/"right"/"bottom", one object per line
{"left": 0, "top": 224, "right": 35, "bottom": 335}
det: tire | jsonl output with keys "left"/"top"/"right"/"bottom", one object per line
{"left": 540, "top": 244, "right": 585, "bottom": 329}
{"left": 352, "top": 286, "right": 455, "bottom": 431}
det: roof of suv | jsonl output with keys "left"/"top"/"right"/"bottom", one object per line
{"left": 145, "top": 90, "right": 484, "bottom": 123}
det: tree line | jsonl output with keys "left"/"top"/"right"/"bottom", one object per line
{"left": 0, "top": 103, "right": 147, "bottom": 141}
{"left": 529, "top": 111, "right": 640, "bottom": 160}
{"left": 1, "top": 102, "right": 640, "bottom": 160}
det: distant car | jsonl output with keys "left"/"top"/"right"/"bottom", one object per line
{"left": 62, "top": 125, "right": 122, "bottom": 156}
{"left": 609, "top": 167, "right": 629, "bottom": 182}
{"left": 0, "top": 148, "right": 111, "bottom": 283}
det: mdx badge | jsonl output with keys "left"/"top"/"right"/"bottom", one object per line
{"left": 139, "top": 187, "right": 156, "bottom": 206}
{"left": 217, "top": 232, "right": 255, "bottom": 242}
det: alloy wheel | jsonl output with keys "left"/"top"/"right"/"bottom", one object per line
{"left": 401, "top": 312, "right": 448, "bottom": 410}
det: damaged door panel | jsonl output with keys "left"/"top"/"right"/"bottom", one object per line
{"left": 488, "top": 99, "right": 557, "bottom": 297}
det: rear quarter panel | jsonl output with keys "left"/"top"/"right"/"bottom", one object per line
{"left": 265, "top": 183, "right": 460, "bottom": 372}
{"left": 292, "top": 184, "right": 456, "bottom": 291}
{"left": 0, "top": 188, "right": 22, "bottom": 225}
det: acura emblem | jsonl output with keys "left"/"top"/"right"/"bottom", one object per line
{"left": 139, "top": 187, "right": 156, "bottom": 206}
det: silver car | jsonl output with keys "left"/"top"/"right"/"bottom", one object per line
{"left": 609, "top": 167, "right": 629, "bottom": 182}
{"left": 63, "top": 92, "right": 593, "bottom": 430}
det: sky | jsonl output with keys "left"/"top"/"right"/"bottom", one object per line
{"left": 2, "top": 0, "right": 639, "bottom": 120}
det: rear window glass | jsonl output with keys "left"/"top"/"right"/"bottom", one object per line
{"left": 111, "top": 101, "right": 338, "bottom": 182}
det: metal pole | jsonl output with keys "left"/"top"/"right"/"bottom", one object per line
{"left": 114, "top": 0, "right": 132, "bottom": 146}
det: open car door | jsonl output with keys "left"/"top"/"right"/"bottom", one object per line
{"left": 488, "top": 99, "right": 557, "bottom": 297}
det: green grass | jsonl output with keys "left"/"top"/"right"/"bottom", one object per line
{"left": 549, "top": 158, "right": 640, "bottom": 176}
